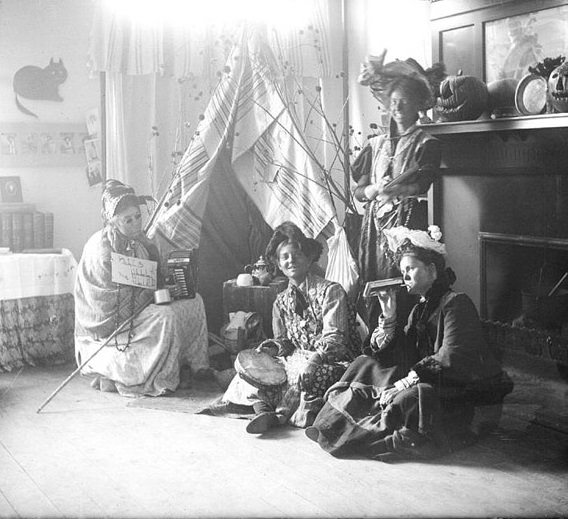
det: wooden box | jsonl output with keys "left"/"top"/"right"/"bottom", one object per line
{"left": 222, "top": 277, "right": 288, "bottom": 337}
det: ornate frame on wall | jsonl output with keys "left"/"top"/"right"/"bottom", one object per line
{"left": 484, "top": 3, "right": 568, "bottom": 83}
{"left": 0, "top": 122, "right": 89, "bottom": 168}
{"left": 431, "top": 0, "right": 568, "bottom": 81}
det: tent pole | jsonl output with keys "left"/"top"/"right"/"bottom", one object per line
{"left": 341, "top": 0, "right": 350, "bottom": 219}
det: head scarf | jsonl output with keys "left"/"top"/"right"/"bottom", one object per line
{"left": 101, "top": 180, "right": 140, "bottom": 226}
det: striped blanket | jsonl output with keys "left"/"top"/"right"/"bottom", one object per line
{"left": 147, "top": 28, "right": 336, "bottom": 251}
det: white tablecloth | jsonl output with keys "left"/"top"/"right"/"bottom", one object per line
{"left": 0, "top": 249, "right": 77, "bottom": 301}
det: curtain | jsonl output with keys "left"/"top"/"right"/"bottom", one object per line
{"left": 88, "top": 0, "right": 347, "bottom": 211}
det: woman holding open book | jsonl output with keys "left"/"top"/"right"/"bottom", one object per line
{"left": 353, "top": 63, "right": 441, "bottom": 327}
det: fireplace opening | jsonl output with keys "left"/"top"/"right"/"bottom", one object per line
{"left": 479, "top": 232, "right": 568, "bottom": 370}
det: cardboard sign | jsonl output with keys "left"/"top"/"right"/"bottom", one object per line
{"left": 111, "top": 253, "right": 157, "bottom": 290}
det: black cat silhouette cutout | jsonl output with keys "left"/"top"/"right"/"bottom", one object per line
{"left": 13, "top": 58, "right": 68, "bottom": 118}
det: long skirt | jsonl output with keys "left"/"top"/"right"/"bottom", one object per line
{"left": 75, "top": 295, "right": 209, "bottom": 397}
{"left": 221, "top": 349, "right": 347, "bottom": 428}
{"left": 309, "top": 355, "right": 456, "bottom": 459}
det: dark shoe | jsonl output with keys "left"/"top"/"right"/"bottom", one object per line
{"left": 305, "top": 426, "right": 320, "bottom": 443}
{"left": 246, "top": 412, "right": 279, "bottom": 434}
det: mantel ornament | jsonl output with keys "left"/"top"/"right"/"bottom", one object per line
{"left": 548, "top": 60, "right": 568, "bottom": 113}
{"left": 434, "top": 73, "right": 489, "bottom": 122}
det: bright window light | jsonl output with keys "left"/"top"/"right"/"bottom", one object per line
{"left": 104, "top": 0, "right": 313, "bottom": 30}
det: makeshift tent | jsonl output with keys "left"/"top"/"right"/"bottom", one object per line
{"left": 146, "top": 27, "right": 354, "bottom": 333}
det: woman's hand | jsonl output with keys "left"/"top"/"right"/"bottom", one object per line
{"left": 362, "top": 183, "right": 381, "bottom": 201}
{"left": 379, "top": 386, "right": 400, "bottom": 407}
{"left": 298, "top": 353, "right": 323, "bottom": 390}
{"left": 256, "top": 340, "right": 279, "bottom": 357}
{"left": 377, "top": 288, "right": 397, "bottom": 319}
{"left": 383, "top": 180, "right": 420, "bottom": 199}
{"left": 380, "top": 372, "right": 420, "bottom": 405}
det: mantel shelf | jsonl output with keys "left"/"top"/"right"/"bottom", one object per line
{"left": 420, "top": 113, "right": 568, "bottom": 135}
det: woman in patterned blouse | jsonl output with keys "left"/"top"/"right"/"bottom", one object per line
{"left": 218, "top": 221, "right": 361, "bottom": 434}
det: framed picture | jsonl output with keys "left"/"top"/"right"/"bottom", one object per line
{"left": 83, "top": 137, "right": 103, "bottom": 186}
{"left": 431, "top": 0, "right": 568, "bottom": 81}
{"left": 0, "top": 176, "right": 23, "bottom": 203}
{"left": 0, "top": 122, "right": 88, "bottom": 167}
{"left": 485, "top": 4, "right": 568, "bottom": 82}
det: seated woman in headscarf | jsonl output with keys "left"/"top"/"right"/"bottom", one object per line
{"left": 209, "top": 221, "right": 361, "bottom": 434}
{"left": 74, "top": 180, "right": 209, "bottom": 397}
{"left": 305, "top": 226, "right": 513, "bottom": 460}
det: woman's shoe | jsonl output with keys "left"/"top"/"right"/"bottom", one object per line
{"left": 246, "top": 412, "right": 279, "bottom": 434}
{"left": 99, "top": 377, "right": 117, "bottom": 393}
{"left": 90, "top": 376, "right": 117, "bottom": 392}
{"left": 305, "top": 426, "right": 320, "bottom": 443}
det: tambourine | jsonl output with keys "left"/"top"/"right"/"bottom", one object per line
{"left": 235, "top": 349, "right": 287, "bottom": 389}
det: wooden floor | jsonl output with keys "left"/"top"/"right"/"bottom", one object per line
{"left": 1, "top": 350, "right": 567, "bottom": 519}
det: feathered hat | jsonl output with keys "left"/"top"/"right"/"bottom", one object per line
{"left": 358, "top": 49, "right": 446, "bottom": 111}
{"left": 383, "top": 225, "right": 447, "bottom": 256}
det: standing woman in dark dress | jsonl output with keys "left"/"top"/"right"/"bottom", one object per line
{"left": 352, "top": 64, "right": 441, "bottom": 328}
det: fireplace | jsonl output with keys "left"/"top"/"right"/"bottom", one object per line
{"left": 479, "top": 232, "right": 568, "bottom": 367}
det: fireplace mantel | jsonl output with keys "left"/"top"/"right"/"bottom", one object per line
{"left": 423, "top": 122, "right": 568, "bottom": 176}
{"left": 421, "top": 113, "right": 568, "bottom": 136}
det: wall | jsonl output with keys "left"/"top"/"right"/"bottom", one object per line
{"left": 0, "top": 0, "right": 101, "bottom": 260}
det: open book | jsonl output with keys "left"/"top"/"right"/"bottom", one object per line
{"left": 363, "top": 277, "right": 404, "bottom": 298}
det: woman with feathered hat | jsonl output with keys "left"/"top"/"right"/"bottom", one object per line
{"left": 353, "top": 52, "right": 445, "bottom": 328}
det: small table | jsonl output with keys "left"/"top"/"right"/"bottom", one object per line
{"left": 0, "top": 249, "right": 77, "bottom": 372}
{"left": 222, "top": 277, "right": 288, "bottom": 337}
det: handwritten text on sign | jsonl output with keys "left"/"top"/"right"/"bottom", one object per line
{"left": 111, "top": 253, "right": 157, "bottom": 289}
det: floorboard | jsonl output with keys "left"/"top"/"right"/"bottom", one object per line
{"left": 0, "top": 349, "right": 567, "bottom": 518}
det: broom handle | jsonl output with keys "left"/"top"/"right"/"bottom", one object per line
{"left": 36, "top": 297, "right": 153, "bottom": 414}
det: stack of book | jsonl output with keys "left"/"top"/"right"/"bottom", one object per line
{"left": 0, "top": 203, "right": 54, "bottom": 252}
